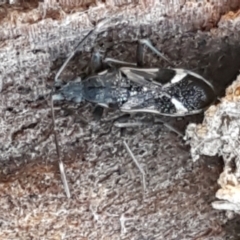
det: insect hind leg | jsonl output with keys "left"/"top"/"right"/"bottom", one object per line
{"left": 137, "top": 39, "right": 174, "bottom": 67}
{"left": 114, "top": 115, "right": 184, "bottom": 137}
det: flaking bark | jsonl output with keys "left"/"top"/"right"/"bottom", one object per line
{"left": 1, "top": 0, "right": 240, "bottom": 239}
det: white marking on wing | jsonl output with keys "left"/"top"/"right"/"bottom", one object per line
{"left": 171, "top": 69, "right": 187, "bottom": 83}
{"left": 171, "top": 98, "right": 188, "bottom": 113}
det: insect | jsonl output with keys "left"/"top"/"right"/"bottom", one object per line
{"left": 53, "top": 43, "right": 215, "bottom": 119}
{"left": 50, "top": 18, "right": 216, "bottom": 197}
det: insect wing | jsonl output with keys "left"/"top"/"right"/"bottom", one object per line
{"left": 163, "top": 69, "right": 216, "bottom": 115}
{"left": 120, "top": 67, "right": 177, "bottom": 86}
{"left": 120, "top": 67, "right": 215, "bottom": 116}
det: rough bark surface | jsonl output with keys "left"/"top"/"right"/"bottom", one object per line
{"left": 186, "top": 74, "right": 240, "bottom": 215}
{"left": 1, "top": 0, "right": 240, "bottom": 239}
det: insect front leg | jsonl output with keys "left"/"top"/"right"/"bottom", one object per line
{"left": 114, "top": 114, "right": 184, "bottom": 137}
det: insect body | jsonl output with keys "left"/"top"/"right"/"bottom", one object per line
{"left": 53, "top": 21, "right": 215, "bottom": 118}
{"left": 53, "top": 67, "right": 215, "bottom": 117}
{"left": 50, "top": 19, "right": 216, "bottom": 198}
{"left": 53, "top": 68, "right": 130, "bottom": 108}
{"left": 118, "top": 67, "right": 215, "bottom": 116}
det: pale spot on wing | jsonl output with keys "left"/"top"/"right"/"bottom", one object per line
{"left": 171, "top": 98, "right": 188, "bottom": 113}
{"left": 171, "top": 69, "right": 187, "bottom": 83}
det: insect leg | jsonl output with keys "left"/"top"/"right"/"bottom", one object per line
{"left": 103, "top": 57, "right": 137, "bottom": 67}
{"left": 88, "top": 50, "right": 105, "bottom": 74}
{"left": 88, "top": 51, "right": 108, "bottom": 120}
{"left": 123, "top": 140, "right": 146, "bottom": 192}
{"left": 92, "top": 105, "right": 105, "bottom": 121}
{"left": 137, "top": 39, "right": 174, "bottom": 67}
{"left": 136, "top": 40, "right": 145, "bottom": 67}
{"left": 154, "top": 118, "right": 184, "bottom": 137}
{"left": 114, "top": 116, "right": 184, "bottom": 137}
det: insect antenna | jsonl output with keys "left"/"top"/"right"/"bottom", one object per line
{"left": 54, "top": 29, "right": 95, "bottom": 83}
{"left": 50, "top": 96, "right": 71, "bottom": 198}
{"left": 51, "top": 17, "right": 118, "bottom": 197}
{"left": 55, "top": 17, "right": 119, "bottom": 82}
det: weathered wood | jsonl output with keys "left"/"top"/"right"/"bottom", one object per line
{"left": 1, "top": 0, "right": 240, "bottom": 238}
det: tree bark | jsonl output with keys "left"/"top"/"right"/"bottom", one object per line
{"left": 1, "top": 0, "right": 240, "bottom": 239}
